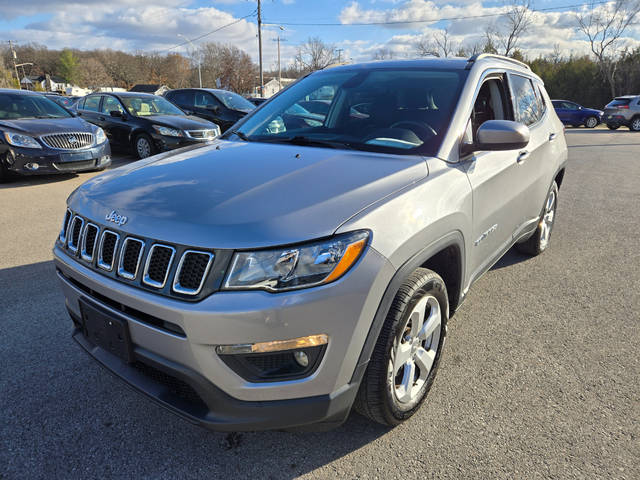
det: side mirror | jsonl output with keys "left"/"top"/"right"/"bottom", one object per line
{"left": 462, "top": 120, "right": 530, "bottom": 155}
{"left": 207, "top": 104, "right": 220, "bottom": 113}
{"left": 110, "top": 110, "right": 124, "bottom": 118}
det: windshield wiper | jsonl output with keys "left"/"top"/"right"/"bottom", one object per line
{"left": 228, "top": 129, "right": 249, "bottom": 141}
{"left": 260, "top": 135, "right": 354, "bottom": 150}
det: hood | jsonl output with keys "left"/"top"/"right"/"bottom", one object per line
{"left": 145, "top": 115, "right": 218, "bottom": 130}
{"left": 0, "top": 116, "right": 94, "bottom": 135}
{"left": 69, "top": 140, "right": 427, "bottom": 249}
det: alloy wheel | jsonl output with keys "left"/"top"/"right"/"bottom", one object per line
{"left": 136, "top": 137, "right": 151, "bottom": 158}
{"left": 631, "top": 118, "right": 640, "bottom": 131}
{"left": 389, "top": 295, "right": 442, "bottom": 404}
{"left": 585, "top": 117, "right": 597, "bottom": 128}
{"left": 539, "top": 188, "right": 556, "bottom": 250}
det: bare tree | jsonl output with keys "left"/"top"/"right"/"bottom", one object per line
{"left": 487, "top": 0, "right": 532, "bottom": 56}
{"left": 79, "top": 58, "right": 113, "bottom": 88}
{"left": 575, "top": 0, "right": 640, "bottom": 96}
{"left": 416, "top": 29, "right": 458, "bottom": 58}
{"left": 415, "top": 36, "right": 439, "bottom": 57}
{"left": 373, "top": 48, "right": 394, "bottom": 60}
{"left": 294, "top": 37, "right": 339, "bottom": 74}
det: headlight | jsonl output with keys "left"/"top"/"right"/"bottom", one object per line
{"left": 3, "top": 132, "right": 42, "bottom": 149}
{"left": 223, "top": 231, "right": 369, "bottom": 292}
{"left": 95, "top": 127, "right": 107, "bottom": 145}
{"left": 153, "top": 125, "right": 183, "bottom": 137}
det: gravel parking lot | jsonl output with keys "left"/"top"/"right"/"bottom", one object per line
{"left": 1, "top": 130, "right": 639, "bottom": 479}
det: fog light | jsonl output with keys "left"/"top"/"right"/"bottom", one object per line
{"left": 215, "top": 334, "right": 328, "bottom": 355}
{"left": 24, "top": 163, "right": 39, "bottom": 171}
{"left": 294, "top": 350, "right": 309, "bottom": 367}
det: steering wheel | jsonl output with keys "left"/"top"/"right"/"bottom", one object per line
{"left": 389, "top": 121, "right": 437, "bottom": 139}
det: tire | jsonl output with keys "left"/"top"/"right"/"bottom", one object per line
{"left": 516, "top": 181, "right": 559, "bottom": 256}
{"left": 354, "top": 268, "right": 448, "bottom": 426}
{"left": 134, "top": 133, "right": 155, "bottom": 159}
{"left": 607, "top": 124, "right": 619, "bottom": 130}
{"left": 629, "top": 117, "right": 640, "bottom": 132}
{"left": 0, "top": 154, "right": 11, "bottom": 183}
{"left": 584, "top": 116, "right": 598, "bottom": 128}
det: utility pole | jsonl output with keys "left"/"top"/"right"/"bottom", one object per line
{"left": 257, "top": 0, "right": 264, "bottom": 97}
{"left": 277, "top": 35, "right": 281, "bottom": 87}
{"left": 8, "top": 41, "right": 20, "bottom": 89}
{"left": 335, "top": 48, "right": 344, "bottom": 64}
{"left": 178, "top": 34, "right": 202, "bottom": 88}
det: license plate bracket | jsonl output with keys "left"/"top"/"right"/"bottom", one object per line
{"left": 80, "top": 298, "right": 134, "bottom": 363}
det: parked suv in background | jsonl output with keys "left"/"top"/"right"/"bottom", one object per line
{"left": 0, "top": 89, "right": 110, "bottom": 181}
{"left": 165, "top": 88, "right": 255, "bottom": 132}
{"left": 551, "top": 100, "right": 602, "bottom": 128}
{"left": 603, "top": 95, "right": 640, "bottom": 131}
{"left": 53, "top": 55, "right": 567, "bottom": 431}
{"left": 75, "top": 92, "right": 220, "bottom": 158}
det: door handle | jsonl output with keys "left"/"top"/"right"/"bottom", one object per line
{"left": 549, "top": 132, "right": 557, "bottom": 141}
{"left": 517, "top": 150, "right": 530, "bottom": 163}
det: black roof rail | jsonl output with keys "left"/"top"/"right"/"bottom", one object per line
{"left": 465, "top": 53, "right": 531, "bottom": 70}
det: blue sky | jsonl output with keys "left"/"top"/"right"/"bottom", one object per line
{"left": 2, "top": 1, "right": 640, "bottom": 67}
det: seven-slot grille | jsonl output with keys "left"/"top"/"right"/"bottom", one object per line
{"left": 59, "top": 212, "right": 215, "bottom": 299}
{"left": 40, "top": 132, "right": 94, "bottom": 150}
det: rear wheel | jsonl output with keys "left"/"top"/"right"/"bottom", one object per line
{"left": 607, "top": 124, "right": 619, "bottom": 130}
{"left": 134, "top": 133, "right": 155, "bottom": 159}
{"left": 516, "top": 181, "right": 558, "bottom": 256}
{"left": 354, "top": 268, "right": 448, "bottom": 426}
{"left": 630, "top": 117, "right": 640, "bottom": 132}
{"left": 584, "top": 116, "right": 598, "bottom": 128}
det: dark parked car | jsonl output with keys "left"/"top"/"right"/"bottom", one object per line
{"left": 0, "top": 89, "right": 110, "bottom": 181}
{"left": 43, "top": 93, "right": 76, "bottom": 109}
{"left": 602, "top": 95, "right": 640, "bottom": 131}
{"left": 247, "top": 96, "right": 267, "bottom": 106}
{"left": 74, "top": 92, "right": 220, "bottom": 159}
{"left": 165, "top": 88, "right": 255, "bottom": 132}
{"left": 551, "top": 100, "right": 603, "bottom": 128}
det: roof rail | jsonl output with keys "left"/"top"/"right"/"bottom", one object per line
{"left": 465, "top": 53, "right": 531, "bottom": 71}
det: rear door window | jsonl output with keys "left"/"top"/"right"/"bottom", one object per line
{"left": 83, "top": 95, "right": 101, "bottom": 112}
{"left": 101, "top": 96, "right": 124, "bottom": 114}
{"left": 169, "top": 90, "right": 195, "bottom": 107}
{"left": 608, "top": 98, "right": 631, "bottom": 107}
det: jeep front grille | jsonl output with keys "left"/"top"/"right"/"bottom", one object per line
{"left": 40, "top": 132, "right": 94, "bottom": 150}
{"left": 173, "top": 251, "right": 214, "bottom": 295}
{"left": 118, "top": 238, "right": 145, "bottom": 280}
{"left": 58, "top": 210, "right": 218, "bottom": 300}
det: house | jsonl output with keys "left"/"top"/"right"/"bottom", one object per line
{"left": 94, "top": 87, "right": 127, "bottom": 93}
{"left": 129, "top": 84, "right": 170, "bottom": 96}
{"left": 254, "top": 77, "right": 296, "bottom": 98}
{"left": 20, "top": 75, "right": 71, "bottom": 93}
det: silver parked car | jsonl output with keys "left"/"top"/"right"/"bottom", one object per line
{"left": 53, "top": 54, "right": 568, "bottom": 431}
{"left": 603, "top": 95, "right": 640, "bottom": 131}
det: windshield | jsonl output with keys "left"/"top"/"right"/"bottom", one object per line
{"left": 224, "top": 67, "right": 467, "bottom": 155}
{"left": 121, "top": 96, "right": 184, "bottom": 117}
{"left": 213, "top": 91, "right": 255, "bottom": 111}
{"left": 0, "top": 93, "right": 73, "bottom": 120}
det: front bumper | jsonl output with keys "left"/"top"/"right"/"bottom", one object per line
{"left": 604, "top": 113, "right": 631, "bottom": 125}
{"left": 53, "top": 243, "right": 394, "bottom": 430}
{"left": 5, "top": 142, "right": 111, "bottom": 175}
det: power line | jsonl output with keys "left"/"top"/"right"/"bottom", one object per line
{"left": 161, "top": 10, "right": 257, "bottom": 53}
{"left": 264, "top": 1, "right": 609, "bottom": 27}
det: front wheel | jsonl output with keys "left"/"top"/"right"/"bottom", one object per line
{"left": 629, "top": 117, "right": 640, "bottom": 132}
{"left": 584, "top": 116, "right": 598, "bottom": 128}
{"left": 354, "top": 268, "right": 448, "bottom": 426}
{"left": 516, "top": 181, "right": 559, "bottom": 256}
{"left": 134, "top": 133, "right": 155, "bottom": 159}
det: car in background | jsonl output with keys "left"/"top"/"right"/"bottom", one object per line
{"left": 247, "top": 96, "right": 267, "bottom": 106}
{"left": 165, "top": 88, "right": 255, "bottom": 132}
{"left": 0, "top": 89, "right": 110, "bottom": 181}
{"left": 74, "top": 92, "right": 220, "bottom": 159}
{"left": 42, "top": 93, "right": 77, "bottom": 109}
{"left": 602, "top": 95, "right": 640, "bottom": 131}
{"left": 551, "top": 100, "right": 603, "bottom": 128}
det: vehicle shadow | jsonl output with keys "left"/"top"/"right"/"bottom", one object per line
{"left": 0, "top": 260, "right": 391, "bottom": 479}
{"left": 490, "top": 247, "right": 530, "bottom": 270}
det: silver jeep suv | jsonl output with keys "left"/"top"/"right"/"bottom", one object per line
{"left": 603, "top": 95, "right": 640, "bottom": 131}
{"left": 53, "top": 54, "right": 567, "bottom": 431}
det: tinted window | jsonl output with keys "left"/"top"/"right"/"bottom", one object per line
{"left": 194, "top": 91, "right": 218, "bottom": 108}
{"left": 101, "top": 96, "right": 124, "bottom": 114}
{"left": 169, "top": 90, "right": 194, "bottom": 106}
{"left": 83, "top": 96, "right": 101, "bottom": 112}
{"left": 560, "top": 101, "right": 578, "bottom": 110}
{"left": 510, "top": 75, "right": 541, "bottom": 126}
{"left": 120, "top": 96, "right": 184, "bottom": 116}
{"left": 227, "top": 68, "right": 467, "bottom": 156}
{"left": 0, "top": 93, "right": 72, "bottom": 120}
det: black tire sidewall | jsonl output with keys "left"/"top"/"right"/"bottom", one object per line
{"left": 379, "top": 273, "right": 448, "bottom": 424}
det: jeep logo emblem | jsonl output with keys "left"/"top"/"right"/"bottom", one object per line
{"left": 105, "top": 210, "right": 128, "bottom": 226}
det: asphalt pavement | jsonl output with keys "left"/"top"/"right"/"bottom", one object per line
{"left": 1, "top": 129, "right": 639, "bottom": 479}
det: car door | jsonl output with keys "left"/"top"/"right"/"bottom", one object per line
{"left": 462, "top": 74, "right": 529, "bottom": 281}
{"left": 99, "top": 95, "right": 129, "bottom": 147}
{"left": 76, "top": 95, "right": 102, "bottom": 126}
{"left": 507, "top": 73, "right": 555, "bottom": 233}
{"left": 563, "top": 101, "right": 581, "bottom": 124}
{"left": 552, "top": 101, "right": 569, "bottom": 124}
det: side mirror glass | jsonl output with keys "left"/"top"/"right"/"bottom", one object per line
{"left": 462, "top": 120, "right": 530, "bottom": 155}
{"left": 207, "top": 104, "right": 220, "bottom": 113}
{"left": 110, "top": 110, "right": 124, "bottom": 118}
